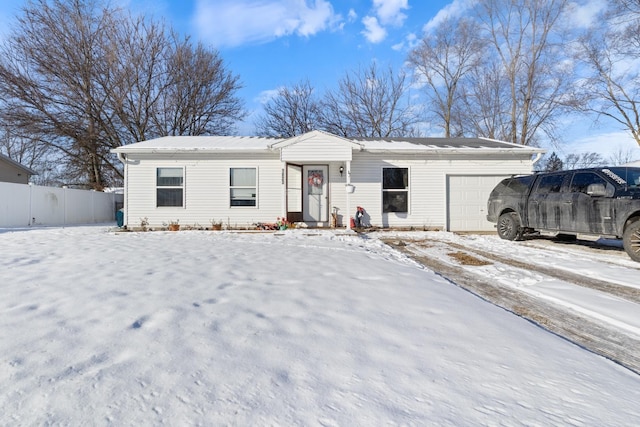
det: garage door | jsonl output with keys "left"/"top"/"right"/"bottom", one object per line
{"left": 447, "top": 175, "right": 509, "bottom": 232}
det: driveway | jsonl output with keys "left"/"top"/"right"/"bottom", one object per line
{"left": 376, "top": 231, "right": 640, "bottom": 375}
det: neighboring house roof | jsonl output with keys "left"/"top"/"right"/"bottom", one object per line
{"left": 111, "top": 131, "right": 545, "bottom": 155}
{"left": 0, "top": 153, "right": 38, "bottom": 176}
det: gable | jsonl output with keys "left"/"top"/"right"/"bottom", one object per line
{"left": 271, "top": 130, "right": 363, "bottom": 162}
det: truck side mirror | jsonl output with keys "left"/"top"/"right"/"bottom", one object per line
{"left": 586, "top": 183, "right": 607, "bottom": 197}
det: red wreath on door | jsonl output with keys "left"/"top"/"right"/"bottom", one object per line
{"left": 308, "top": 172, "right": 323, "bottom": 186}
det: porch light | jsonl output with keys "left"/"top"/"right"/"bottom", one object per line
{"left": 339, "top": 165, "right": 344, "bottom": 176}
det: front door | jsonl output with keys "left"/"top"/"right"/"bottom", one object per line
{"left": 303, "top": 165, "right": 328, "bottom": 222}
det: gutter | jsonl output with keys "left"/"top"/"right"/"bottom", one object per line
{"left": 362, "top": 147, "right": 545, "bottom": 155}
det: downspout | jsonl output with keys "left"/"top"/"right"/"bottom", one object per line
{"left": 117, "top": 152, "right": 128, "bottom": 228}
{"left": 346, "top": 160, "right": 352, "bottom": 231}
{"left": 531, "top": 152, "right": 543, "bottom": 166}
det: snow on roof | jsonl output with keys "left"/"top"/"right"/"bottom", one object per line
{"left": 112, "top": 135, "right": 285, "bottom": 153}
{"left": 111, "top": 133, "right": 544, "bottom": 154}
{"left": 351, "top": 136, "right": 544, "bottom": 152}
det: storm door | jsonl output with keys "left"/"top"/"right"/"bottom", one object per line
{"left": 303, "top": 165, "right": 328, "bottom": 222}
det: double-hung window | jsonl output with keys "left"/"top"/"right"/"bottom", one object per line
{"left": 383, "top": 167, "right": 408, "bottom": 213}
{"left": 230, "top": 167, "right": 257, "bottom": 207}
{"left": 156, "top": 167, "right": 184, "bottom": 207}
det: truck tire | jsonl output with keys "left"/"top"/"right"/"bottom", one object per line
{"left": 556, "top": 233, "right": 577, "bottom": 242}
{"left": 623, "top": 220, "right": 640, "bottom": 262}
{"left": 497, "top": 212, "right": 521, "bottom": 241}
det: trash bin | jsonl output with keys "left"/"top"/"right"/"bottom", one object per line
{"left": 116, "top": 208, "right": 124, "bottom": 227}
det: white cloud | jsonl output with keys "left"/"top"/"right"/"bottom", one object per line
{"left": 358, "top": 0, "right": 408, "bottom": 43}
{"left": 422, "top": 0, "right": 474, "bottom": 33}
{"left": 391, "top": 32, "right": 417, "bottom": 51}
{"left": 372, "top": 0, "right": 409, "bottom": 26}
{"left": 347, "top": 8, "right": 358, "bottom": 22}
{"left": 193, "top": 0, "right": 340, "bottom": 48}
{"left": 561, "top": 130, "right": 640, "bottom": 161}
{"left": 256, "top": 88, "right": 281, "bottom": 105}
{"left": 361, "top": 15, "right": 387, "bottom": 43}
{"left": 563, "top": 0, "right": 608, "bottom": 29}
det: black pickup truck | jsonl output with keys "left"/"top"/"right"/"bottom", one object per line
{"left": 486, "top": 167, "right": 640, "bottom": 262}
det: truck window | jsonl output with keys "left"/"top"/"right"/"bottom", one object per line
{"left": 605, "top": 167, "right": 640, "bottom": 189}
{"left": 535, "top": 173, "right": 565, "bottom": 194}
{"left": 508, "top": 175, "right": 535, "bottom": 193}
{"left": 570, "top": 172, "right": 607, "bottom": 194}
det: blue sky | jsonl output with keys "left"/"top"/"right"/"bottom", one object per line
{"left": 133, "top": 0, "right": 458, "bottom": 134}
{"left": 1, "top": 0, "right": 639, "bottom": 160}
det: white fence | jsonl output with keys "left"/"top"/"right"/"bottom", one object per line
{"left": 0, "top": 182, "right": 123, "bottom": 228}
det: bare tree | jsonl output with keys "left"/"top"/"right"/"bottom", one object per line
{"left": 563, "top": 152, "right": 606, "bottom": 169}
{"left": 159, "top": 36, "right": 245, "bottom": 136}
{"left": 458, "top": 58, "right": 511, "bottom": 140}
{"left": 254, "top": 80, "right": 320, "bottom": 137}
{"left": 0, "top": 126, "right": 48, "bottom": 171}
{"left": 576, "top": 2, "right": 640, "bottom": 147}
{"left": 318, "top": 63, "right": 417, "bottom": 138}
{"left": 0, "top": 0, "right": 244, "bottom": 189}
{"left": 609, "top": 147, "right": 640, "bottom": 165}
{"left": 474, "top": 0, "right": 573, "bottom": 146}
{"left": 407, "top": 17, "right": 485, "bottom": 137}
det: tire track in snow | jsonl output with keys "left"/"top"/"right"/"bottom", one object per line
{"left": 444, "top": 240, "right": 640, "bottom": 305}
{"left": 382, "top": 239, "right": 640, "bottom": 377}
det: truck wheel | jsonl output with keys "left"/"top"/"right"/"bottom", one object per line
{"left": 623, "top": 220, "right": 640, "bottom": 262}
{"left": 497, "top": 212, "right": 521, "bottom": 241}
{"left": 556, "top": 233, "right": 577, "bottom": 242}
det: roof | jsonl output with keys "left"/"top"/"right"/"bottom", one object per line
{"left": 112, "top": 135, "right": 284, "bottom": 153}
{"left": 111, "top": 132, "right": 544, "bottom": 155}
{"left": 350, "top": 136, "right": 543, "bottom": 152}
{"left": 0, "top": 153, "right": 38, "bottom": 175}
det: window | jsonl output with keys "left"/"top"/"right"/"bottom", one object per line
{"left": 535, "top": 173, "right": 565, "bottom": 194}
{"left": 230, "top": 168, "right": 257, "bottom": 207}
{"left": 507, "top": 175, "right": 536, "bottom": 194}
{"left": 570, "top": 172, "right": 607, "bottom": 194}
{"left": 157, "top": 167, "right": 183, "bottom": 207}
{"left": 383, "top": 167, "right": 408, "bottom": 213}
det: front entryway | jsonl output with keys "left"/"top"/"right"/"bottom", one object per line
{"left": 303, "top": 165, "right": 328, "bottom": 222}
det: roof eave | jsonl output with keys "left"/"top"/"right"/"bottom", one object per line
{"left": 111, "top": 148, "right": 272, "bottom": 155}
{"left": 363, "top": 147, "right": 546, "bottom": 155}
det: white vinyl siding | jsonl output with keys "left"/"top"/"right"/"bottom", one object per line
{"left": 121, "top": 144, "right": 535, "bottom": 231}
{"left": 343, "top": 153, "right": 533, "bottom": 230}
{"left": 280, "top": 138, "right": 352, "bottom": 162}
{"left": 123, "top": 153, "right": 281, "bottom": 228}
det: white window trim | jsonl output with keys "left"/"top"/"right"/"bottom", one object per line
{"left": 156, "top": 166, "right": 185, "bottom": 208}
{"left": 382, "top": 166, "right": 410, "bottom": 214}
{"left": 229, "top": 166, "right": 258, "bottom": 208}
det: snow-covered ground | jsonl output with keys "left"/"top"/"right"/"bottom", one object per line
{"left": 1, "top": 225, "right": 639, "bottom": 425}
{"left": 378, "top": 231, "right": 640, "bottom": 340}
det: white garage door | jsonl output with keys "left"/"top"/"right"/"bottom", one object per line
{"left": 447, "top": 175, "right": 508, "bottom": 232}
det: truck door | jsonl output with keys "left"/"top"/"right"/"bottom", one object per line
{"left": 527, "top": 173, "right": 567, "bottom": 231}
{"left": 562, "top": 171, "right": 615, "bottom": 235}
